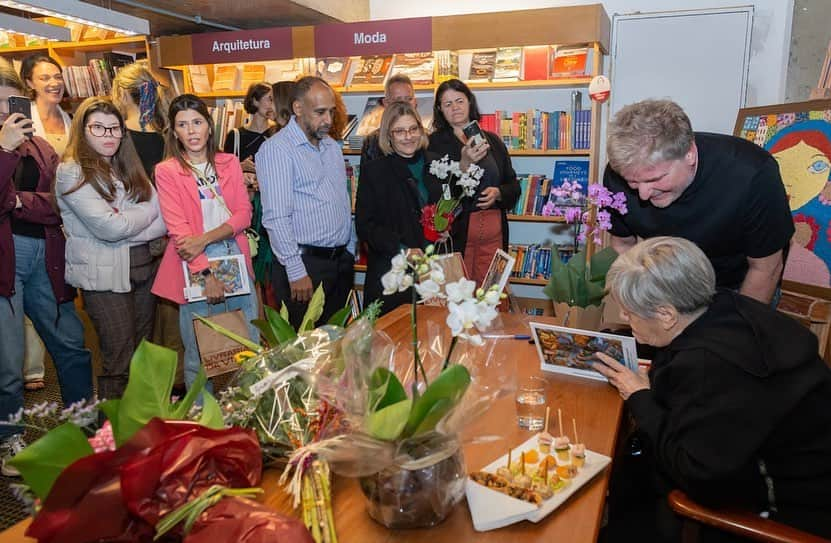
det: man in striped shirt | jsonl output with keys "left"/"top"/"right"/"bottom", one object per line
{"left": 257, "top": 76, "right": 355, "bottom": 328}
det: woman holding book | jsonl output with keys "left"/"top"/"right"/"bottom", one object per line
{"left": 355, "top": 102, "right": 443, "bottom": 315}
{"left": 153, "top": 94, "right": 257, "bottom": 391}
{"left": 20, "top": 55, "right": 72, "bottom": 158}
{"left": 428, "top": 78, "right": 520, "bottom": 286}
{"left": 594, "top": 236, "right": 831, "bottom": 542}
{"left": 56, "top": 97, "right": 166, "bottom": 400}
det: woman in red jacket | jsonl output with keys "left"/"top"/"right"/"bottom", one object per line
{"left": 0, "top": 61, "right": 92, "bottom": 476}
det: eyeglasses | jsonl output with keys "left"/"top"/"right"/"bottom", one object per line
{"left": 391, "top": 126, "right": 421, "bottom": 138}
{"left": 87, "top": 124, "right": 123, "bottom": 138}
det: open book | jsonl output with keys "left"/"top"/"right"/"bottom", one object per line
{"left": 530, "top": 323, "right": 638, "bottom": 381}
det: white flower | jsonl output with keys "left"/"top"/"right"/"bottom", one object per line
{"left": 414, "top": 279, "right": 443, "bottom": 301}
{"left": 445, "top": 278, "right": 477, "bottom": 304}
{"left": 399, "top": 273, "right": 413, "bottom": 291}
{"left": 483, "top": 287, "right": 501, "bottom": 306}
{"left": 447, "top": 299, "right": 478, "bottom": 335}
{"left": 448, "top": 160, "right": 462, "bottom": 178}
{"left": 429, "top": 265, "right": 445, "bottom": 285}
{"left": 390, "top": 252, "right": 407, "bottom": 273}
{"left": 474, "top": 300, "right": 499, "bottom": 329}
{"left": 381, "top": 270, "right": 404, "bottom": 295}
{"left": 467, "top": 163, "right": 485, "bottom": 180}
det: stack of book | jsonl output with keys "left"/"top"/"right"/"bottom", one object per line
{"left": 508, "top": 244, "right": 555, "bottom": 281}
{"left": 512, "top": 161, "right": 589, "bottom": 217}
{"left": 207, "top": 100, "right": 248, "bottom": 148}
{"left": 479, "top": 109, "right": 591, "bottom": 151}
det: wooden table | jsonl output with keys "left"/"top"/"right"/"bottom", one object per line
{"left": 0, "top": 307, "right": 624, "bottom": 542}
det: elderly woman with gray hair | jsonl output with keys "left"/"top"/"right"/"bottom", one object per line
{"left": 594, "top": 236, "right": 831, "bottom": 542}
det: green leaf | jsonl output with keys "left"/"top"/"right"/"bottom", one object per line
{"left": 98, "top": 399, "right": 122, "bottom": 438}
{"left": 327, "top": 305, "right": 352, "bottom": 327}
{"left": 402, "top": 365, "right": 471, "bottom": 437}
{"left": 170, "top": 367, "right": 208, "bottom": 420}
{"left": 265, "top": 305, "right": 297, "bottom": 345}
{"left": 252, "top": 319, "right": 278, "bottom": 347}
{"left": 367, "top": 367, "right": 407, "bottom": 412}
{"left": 412, "top": 397, "right": 453, "bottom": 436}
{"left": 366, "top": 398, "right": 412, "bottom": 441}
{"left": 198, "top": 391, "right": 225, "bottom": 429}
{"left": 279, "top": 302, "right": 290, "bottom": 322}
{"left": 299, "top": 284, "right": 326, "bottom": 332}
{"left": 9, "top": 423, "right": 94, "bottom": 500}
{"left": 193, "top": 314, "right": 262, "bottom": 352}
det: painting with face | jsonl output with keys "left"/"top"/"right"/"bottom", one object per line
{"left": 735, "top": 102, "right": 831, "bottom": 287}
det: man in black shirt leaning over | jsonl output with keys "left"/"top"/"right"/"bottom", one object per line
{"left": 360, "top": 74, "right": 418, "bottom": 164}
{"left": 603, "top": 99, "right": 794, "bottom": 305}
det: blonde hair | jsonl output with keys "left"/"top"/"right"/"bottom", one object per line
{"left": 377, "top": 102, "right": 428, "bottom": 156}
{"left": 606, "top": 236, "right": 715, "bottom": 318}
{"left": 111, "top": 62, "right": 170, "bottom": 133}
{"left": 606, "top": 99, "right": 694, "bottom": 177}
{"left": 0, "top": 58, "right": 23, "bottom": 92}
{"left": 62, "top": 96, "right": 152, "bottom": 203}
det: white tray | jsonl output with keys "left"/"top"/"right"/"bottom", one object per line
{"left": 465, "top": 434, "right": 611, "bottom": 531}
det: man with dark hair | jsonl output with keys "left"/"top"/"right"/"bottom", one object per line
{"left": 604, "top": 99, "right": 794, "bottom": 304}
{"left": 360, "top": 73, "right": 418, "bottom": 164}
{"left": 256, "top": 76, "right": 355, "bottom": 328}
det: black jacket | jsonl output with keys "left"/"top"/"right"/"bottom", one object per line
{"left": 427, "top": 129, "right": 520, "bottom": 253}
{"left": 355, "top": 150, "right": 442, "bottom": 314}
{"left": 627, "top": 290, "right": 831, "bottom": 537}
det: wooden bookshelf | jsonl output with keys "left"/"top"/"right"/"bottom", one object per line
{"left": 49, "top": 35, "right": 147, "bottom": 53}
{"left": 510, "top": 277, "right": 549, "bottom": 286}
{"left": 506, "top": 215, "right": 566, "bottom": 223}
{"left": 354, "top": 264, "right": 367, "bottom": 272}
{"left": 342, "top": 148, "right": 590, "bottom": 157}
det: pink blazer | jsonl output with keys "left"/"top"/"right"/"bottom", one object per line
{"left": 151, "top": 153, "right": 253, "bottom": 305}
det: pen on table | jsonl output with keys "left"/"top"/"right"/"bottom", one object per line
{"left": 481, "top": 334, "right": 531, "bottom": 340}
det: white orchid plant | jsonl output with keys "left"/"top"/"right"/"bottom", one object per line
{"left": 422, "top": 155, "right": 485, "bottom": 244}
{"left": 366, "top": 245, "right": 502, "bottom": 442}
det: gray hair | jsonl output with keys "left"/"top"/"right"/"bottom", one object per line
{"left": 606, "top": 236, "right": 715, "bottom": 317}
{"left": 606, "top": 99, "right": 694, "bottom": 177}
{"left": 385, "top": 73, "right": 413, "bottom": 96}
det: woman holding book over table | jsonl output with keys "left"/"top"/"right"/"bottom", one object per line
{"left": 428, "top": 78, "right": 520, "bottom": 286}
{"left": 222, "top": 82, "right": 275, "bottom": 306}
{"left": 593, "top": 237, "right": 831, "bottom": 542}
{"left": 355, "top": 102, "right": 443, "bottom": 315}
{"left": 56, "top": 97, "right": 167, "bottom": 400}
{"left": 153, "top": 94, "right": 257, "bottom": 391}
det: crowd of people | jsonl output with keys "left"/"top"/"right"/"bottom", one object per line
{"left": 1, "top": 51, "right": 830, "bottom": 541}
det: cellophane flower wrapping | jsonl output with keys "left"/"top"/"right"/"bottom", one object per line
{"left": 309, "top": 313, "right": 515, "bottom": 527}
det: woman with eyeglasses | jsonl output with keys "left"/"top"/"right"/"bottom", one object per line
{"left": 20, "top": 55, "right": 71, "bottom": 158}
{"left": 429, "top": 79, "right": 520, "bottom": 286}
{"left": 56, "top": 96, "right": 166, "bottom": 400}
{"left": 0, "top": 60, "right": 92, "bottom": 476}
{"left": 355, "top": 102, "right": 443, "bottom": 315}
{"left": 152, "top": 94, "right": 257, "bottom": 392}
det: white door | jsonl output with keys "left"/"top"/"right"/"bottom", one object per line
{"left": 610, "top": 7, "right": 753, "bottom": 135}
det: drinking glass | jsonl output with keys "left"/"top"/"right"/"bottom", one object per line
{"left": 515, "top": 376, "right": 546, "bottom": 430}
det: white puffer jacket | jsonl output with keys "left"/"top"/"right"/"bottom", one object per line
{"left": 56, "top": 161, "right": 167, "bottom": 293}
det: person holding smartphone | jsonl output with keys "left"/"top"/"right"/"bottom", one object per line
{"left": 20, "top": 54, "right": 71, "bottom": 158}
{"left": 0, "top": 60, "right": 92, "bottom": 476}
{"left": 428, "top": 79, "right": 520, "bottom": 286}
{"left": 152, "top": 94, "right": 258, "bottom": 391}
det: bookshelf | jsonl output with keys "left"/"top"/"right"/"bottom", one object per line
{"left": 156, "top": 5, "right": 610, "bottom": 309}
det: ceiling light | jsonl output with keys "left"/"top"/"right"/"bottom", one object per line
{"left": 0, "top": 0, "right": 149, "bottom": 36}
{"left": 0, "top": 13, "right": 70, "bottom": 41}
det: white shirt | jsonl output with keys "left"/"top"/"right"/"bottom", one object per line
{"left": 190, "top": 162, "right": 230, "bottom": 232}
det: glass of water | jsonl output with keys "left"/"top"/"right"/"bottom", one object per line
{"left": 516, "top": 376, "right": 547, "bottom": 430}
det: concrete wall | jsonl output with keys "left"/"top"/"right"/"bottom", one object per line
{"left": 786, "top": 0, "right": 831, "bottom": 102}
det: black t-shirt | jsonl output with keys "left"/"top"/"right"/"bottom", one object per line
{"left": 128, "top": 129, "right": 165, "bottom": 184}
{"left": 11, "top": 155, "right": 44, "bottom": 238}
{"left": 223, "top": 127, "right": 272, "bottom": 162}
{"left": 604, "top": 132, "right": 795, "bottom": 289}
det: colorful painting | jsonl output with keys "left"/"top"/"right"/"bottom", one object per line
{"left": 734, "top": 100, "right": 831, "bottom": 287}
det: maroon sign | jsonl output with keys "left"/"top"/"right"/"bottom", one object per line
{"left": 192, "top": 27, "right": 293, "bottom": 64}
{"left": 314, "top": 17, "right": 432, "bottom": 58}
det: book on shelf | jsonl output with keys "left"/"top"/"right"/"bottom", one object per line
{"left": 493, "top": 47, "right": 522, "bottom": 82}
{"left": 390, "top": 52, "right": 435, "bottom": 85}
{"left": 264, "top": 59, "right": 308, "bottom": 83}
{"left": 213, "top": 65, "right": 240, "bottom": 92}
{"left": 480, "top": 109, "right": 587, "bottom": 152}
{"left": 80, "top": 25, "right": 111, "bottom": 42}
{"left": 550, "top": 160, "right": 589, "bottom": 201}
{"left": 347, "top": 96, "right": 384, "bottom": 150}
{"left": 168, "top": 69, "right": 185, "bottom": 96}
{"left": 208, "top": 100, "right": 247, "bottom": 149}
{"left": 435, "top": 50, "right": 458, "bottom": 83}
{"left": 316, "top": 57, "right": 351, "bottom": 87}
{"left": 345, "top": 160, "right": 360, "bottom": 211}
{"left": 508, "top": 244, "right": 554, "bottom": 281}
{"left": 240, "top": 64, "right": 266, "bottom": 90}
{"left": 467, "top": 50, "right": 497, "bottom": 82}
{"left": 187, "top": 65, "right": 211, "bottom": 94}
{"left": 522, "top": 45, "right": 549, "bottom": 81}
{"left": 342, "top": 114, "right": 359, "bottom": 142}
{"left": 349, "top": 55, "right": 393, "bottom": 85}
{"left": 457, "top": 52, "right": 473, "bottom": 81}
{"left": 415, "top": 96, "right": 434, "bottom": 131}
{"left": 550, "top": 45, "right": 593, "bottom": 78}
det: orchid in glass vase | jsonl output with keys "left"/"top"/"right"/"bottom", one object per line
{"left": 421, "top": 155, "right": 485, "bottom": 245}
{"left": 541, "top": 182, "right": 628, "bottom": 309}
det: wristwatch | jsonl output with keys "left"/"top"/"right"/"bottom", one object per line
{"left": 200, "top": 268, "right": 212, "bottom": 277}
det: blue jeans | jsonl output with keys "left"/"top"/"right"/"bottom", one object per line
{"left": 0, "top": 235, "right": 92, "bottom": 438}
{"left": 178, "top": 239, "right": 258, "bottom": 391}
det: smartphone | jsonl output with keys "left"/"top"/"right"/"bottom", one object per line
{"left": 7, "top": 96, "right": 31, "bottom": 120}
{"left": 462, "top": 119, "right": 485, "bottom": 146}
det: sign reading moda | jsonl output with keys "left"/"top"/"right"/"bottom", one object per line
{"left": 192, "top": 27, "right": 293, "bottom": 65}
{"left": 314, "top": 17, "right": 432, "bottom": 58}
